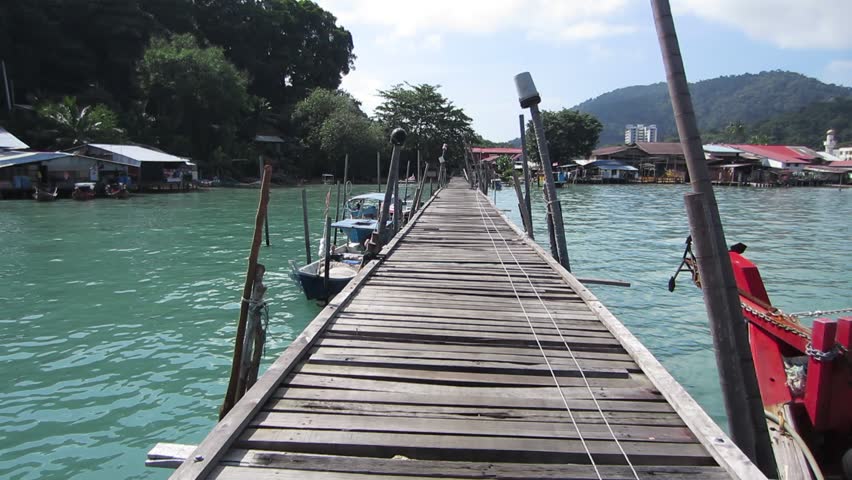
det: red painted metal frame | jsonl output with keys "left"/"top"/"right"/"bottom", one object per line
{"left": 729, "top": 252, "right": 851, "bottom": 437}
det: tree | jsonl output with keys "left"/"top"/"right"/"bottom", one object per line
{"left": 495, "top": 155, "right": 515, "bottom": 182}
{"left": 724, "top": 121, "right": 747, "bottom": 143}
{"left": 374, "top": 83, "right": 474, "bottom": 168}
{"left": 37, "top": 96, "right": 124, "bottom": 148}
{"left": 137, "top": 34, "right": 255, "bottom": 165}
{"left": 194, "top": 0, "right": 354, "bottom": 108}
{"left": 526, "top": 109, "right": 602, "bottom": 165}
{"left": 292, "top": 88, "right": 382, "bottom": 177}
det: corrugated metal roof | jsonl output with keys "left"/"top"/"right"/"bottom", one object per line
{"left": 704, "top": 144, "right": 743, "bottom": 154}
{"left": 254, "top": 135, "right": 285, "bottom": 143}
{"left": 0, "top": 151, "right": 70, "bottom": 169}
{"left": 471, "top": 147, "right": 522, "bottom": 154}
{"left": 0, "top": 127, "right": 29, "bottom": 150}
{"left": 88, "top": 144, "right": 189, "bottom": 164}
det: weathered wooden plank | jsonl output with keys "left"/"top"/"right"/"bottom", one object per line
{"left": 250, "top": 412, "right": 695, "bottom": 443}
{"left": 272, "top": 387, "right": 675, "bottom": 412}
{"left": 263, "top": 399, "right": 685, "bottom": 425}
{"left": 313, "top": 338, "right": 631, "bottom": 360}
{"left": 331, "top": 317, "right": 613, "bottom": 337}
{"left": 312, "top": 343, "right": 634, "bottom": 362}
{"left": 309, "top": 351, "right": 639, "bottom": 371}
{"left": 285, "top": 374, "right": 660, "bottom": 400}
{"left": 220, "top": 449, "right": 731, "bottom": 479}
{"left": 238, "top": 429, "right": 715, "bottom": 465}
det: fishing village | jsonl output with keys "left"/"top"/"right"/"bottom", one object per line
{"left": 1, "top": 1, "right": 851, "bottom": 480}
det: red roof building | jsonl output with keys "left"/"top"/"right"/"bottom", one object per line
{"left": 470, "top": 146, "right": 522, "bottom": 162}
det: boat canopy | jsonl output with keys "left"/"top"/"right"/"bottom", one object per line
{"left": 331, "top": 218, "right": 391, "bottom": 230}
{"left": 74, "top": 182, "right": 96, "bottom": 188}
{"left": 349, "top": 193, "right": 387, "bottom": 202}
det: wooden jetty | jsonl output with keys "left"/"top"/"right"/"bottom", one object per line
{"left": 168, "top": 179, "right": 764, "bottom": 479}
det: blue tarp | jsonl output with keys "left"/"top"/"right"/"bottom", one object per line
{"left": 590, "top": 159, "right": 638, "bottom": 171}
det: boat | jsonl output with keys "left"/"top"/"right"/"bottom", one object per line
{"left": 321, "top": 173, "right": 334, "bottom": 185}
{"left": 671, "top": 240, "right": 852, "bottom": 479}
{"left": 71, "top": 182, "right": 96, "bottom": 201}
{"left": 106, "top": 182, "right": 130, "bottom": 199}
{"left": 490, "top": 178, "right": 503, "bottom": 191}
{"left": 289, "top": 241, "right": 364, "bottom": 301}
{"left": 32, "top": 185, "right": 58, "bottom": 201}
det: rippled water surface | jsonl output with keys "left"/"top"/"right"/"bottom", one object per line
{"left": 0, "top": 184, "right": 849, "bottom": 479}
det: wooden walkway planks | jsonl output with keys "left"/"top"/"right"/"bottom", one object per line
{"left": 171, "top": 180, "right": 765, "bottom": 480}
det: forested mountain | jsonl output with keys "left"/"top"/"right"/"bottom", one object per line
{"left": 574, "top": 71, "right": 852, "bottom": 146}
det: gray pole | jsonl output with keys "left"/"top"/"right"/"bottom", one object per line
{"left": 301, "top": 189, "right": 312, "bottom": 265}
{"left": 342, "top": 153, "right": 349, "bottom": 206}
{"left": 651, "top": 1, "right": 776, "bottom": 475}
{"left": 515, "top": 72, "right": 570, "bottom": 271}
{"left": 417, "top": 150, "right": 421, "bottom": 184}
{"left": 519, "top": 114, "right": 533, "bottom": 226}
{"left": 259, "top": 156, "right": 270, "bottom": 247}
{"left": 1, "top": 60, "right": 11, "bottom": 113}
{"left": 403, "top": 160, "right": 410, "bottom": 203}
{"left": 374, "top": 129, "right": 405, "bottom": 245}
{"left": 376, "top": 151, "right": 381, "bottom": 192}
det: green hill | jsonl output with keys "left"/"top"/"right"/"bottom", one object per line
{"left": 573, "top": 71, "right": 852, "bottom": 146}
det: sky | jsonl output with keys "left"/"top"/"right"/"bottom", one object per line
{"left": 316, "top": 0, "right": 852, "bottom": 142}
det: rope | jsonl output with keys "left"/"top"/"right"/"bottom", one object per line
{"left": 471, "top": 193, "right": 603, "bottom": 479}
{"left": 474, "top": 193, "right": 641, "bottom": 480}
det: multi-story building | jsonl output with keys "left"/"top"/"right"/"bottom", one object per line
{"left": 624, "top": 124, "right": 658, "bottom": 144}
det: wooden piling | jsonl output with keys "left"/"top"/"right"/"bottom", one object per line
{"left": 322, "top": 217, "right": 332, "bottom": 290}
{"left": 374, "top": 129, "right": 405, "bottom": 248}
{"left": 511, "top": 170, "right": 533, "bottom": 237}
{"left": 377, "top": 151, "right": 381, "bottom": 192}
{"left": 333, "top": 181, "right": 341, "bottom": 245}
{"left": 653, "top": 1, "right": 775, "bottom": 474}
{"left": 259, "top": 156, "right": 270, "bottom": 247}
{"left": 240, "top": 264, "right": 267, "bottom": 392}
{"left": 301, "top": 189, "right": 311, "bottom": 265}
{"left": 220, "top": 165, "right": 272, "bottom": 419}
{"left": 519, "top": 114, "right": 533, "bottom": 228}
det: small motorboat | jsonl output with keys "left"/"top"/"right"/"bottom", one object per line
{"left": 71, "top": 182, "right": 96, "bottom": 201}
{"left": 290, "top": 242, "right": 364, "bottom": 301}
{"left": 33, "top": 185, "right": 58, "bottom": 202}
{"left": 106, "top": 183, "right": 130, "bottom": 199}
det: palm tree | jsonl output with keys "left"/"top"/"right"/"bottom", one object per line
{"left": 37, "top": 96, "right": 123, "bottom": 147}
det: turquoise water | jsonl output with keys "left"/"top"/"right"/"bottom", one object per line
{"left": 0, "top": 183, "right": 849, "bottom": 479}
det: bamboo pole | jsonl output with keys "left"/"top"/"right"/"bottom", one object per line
{"left": 301, "top": 189, "right": 311, "bottom": 265}
{"left": 652, "top": 1, "right": 776, "bottom": 475}
{"left": 519, "top": 114, "right": 533, "bottom": 229}
{"left": 372, "top": 129, "right": 405, "bottom": 250}
{"left": 258, "top": 156, "right": 270, "bottom": 247}
{"left": 376, "top": 151, "right": 381, "bottom": 192}
{"left": 515, "top": 72, "right": 570, "bottom": 271}
{"left": 238, "top": 264, "right": 266, "bottom": 395}
{"left": 333, "top": 181, "right": 341, "bottom": 245}
{"left": 511, "top": 170, "right": 533, "bottom": 236}
{"left": 322, "top": 216, "right": 332, "bottom": 291}
{"left": 220, "top": 165, "right": 272, "bottom": 419}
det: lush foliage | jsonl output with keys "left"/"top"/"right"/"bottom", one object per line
{"left": 575, "top": 71, "right": 852, "bottom": 145}
{"left": 137, "top": 34, "right": 253, "bottom": 163}
{"left": 374, "top": 83, "right": 474, "bottom": 169}
{"left": 292, "top": 89, "right": 383, "bottom": 177}
{"left": 495, "top": 155, "right": 515, "bottom": 182}
{"left": 36, "top": 96, "right": 124, "bottom": 148}
{"left": 0, "top": 0, "right": 355, "bottom": 176}
{"left": 525, "top": 109, "right": 603, "bottom": 165}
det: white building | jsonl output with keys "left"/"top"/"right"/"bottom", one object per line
{"left": 836, "top": 147, "right": 852, "bottom": 161}
{"left": 625, "top": 124, "right": 658, "bottom": 144}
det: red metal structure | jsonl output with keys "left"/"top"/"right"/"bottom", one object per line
{"left": 729, "top": 250, "right": 851, "bottom": 478}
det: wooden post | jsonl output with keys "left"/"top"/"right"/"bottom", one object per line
{"left": 652, "top": 2, "right": 775, "bottom": 474}
{"left": 372, "top": 129, "right": 405, "bottom": 249}
{"left": 259, "top": 156, "right": 270, "bottom": 247}
{"left": 412, "top": 162, "right": 429, "bottom": 213}
{"left": 403, "top": 160, "right": 410, "bottom": 204}
{"left": 342, "top": 154, "right": 349, "bottom": 206}
{"left": 322, "top": 216, "right": 332, "bottom": 290}
{"left": 804, "top": 318, "right": 838, "bottom": 431}
{"left": 417, "top": 150, "right": 421, "bottom": 185}
{"left": 333, "top": 181, "right": 341, "bottom": 245}
{"left": 301, "top": 189, "right": 311, "bottom": 265}
{"left": 519, "top": 114, "right": 533, "bottom": 226}
{"left": 1, "top": 60, "right": 11, "bottom": 113}
{"left": 512, "top": 170, "right": 533, "bottom": 238}
{"left": 376, "top": 151, "right": 381, "bottom": 192}
{"left": 543, "top": 186, "right": 558, "bottom": 261}
{"left": 515, "top": 72, "right": 570, "bottom": 271}
{"left": 238, "top": 264, "right": 266, "bottom": 395}
{"left": 220, "top": 165, "right": 272, "bottom": 419}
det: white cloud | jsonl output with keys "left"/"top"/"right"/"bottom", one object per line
{"left": 823, "top": 59, "right": 852, "bottom": 86}
{"left": 673, "top": 0, "right": 852, "bottom": 49}
{"left": 319, "top": 0, "right": 637, "bottom": 45}
{"left": 338, "top": 69, "right": 385, "bottom": 115}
